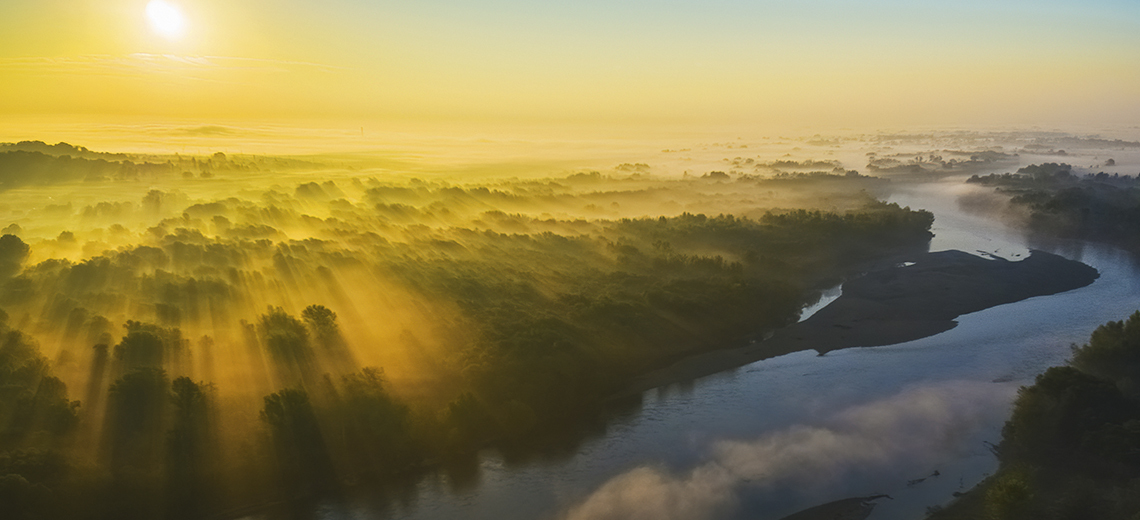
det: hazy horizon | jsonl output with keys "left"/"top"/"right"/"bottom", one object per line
{"left": 3, "top": 0, "right": 1139, "bottom": 138}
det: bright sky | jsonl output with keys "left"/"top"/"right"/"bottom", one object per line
{"left": 0, "top": 0, "right": 1138, "bottom": 134}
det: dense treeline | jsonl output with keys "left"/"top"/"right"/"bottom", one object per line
{"left": 867, "top": 150, "right": 1019, "bottom": 176}
{"left": 0, "top": 206, "right": 935, "bottom": 518}
{"left": 393, "top": 203, "right": 933, "bottom": 428}
{"left": 0, "top": 147, "right": 936, "bottom": 518}
{"left": 966, "top": 163, "right": 1140, "bottom": 251}
{"left": 0, "top": 151, "right": 165, "bottom": 187}
{"left": 0, "top": 141, "right": 131, "bottom": 160}
{"left": 928, "top": 313, "right": 1140, "bottom": 520}
{"left": 0, "top": 143, "right": 326, "bottom": 191}
{"left": 966, "top": 162, "right": 1140, "bottom": 188}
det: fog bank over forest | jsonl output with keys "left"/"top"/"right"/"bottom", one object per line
{"left": 1, "top": 128, "right": 1138, "bottom": 519}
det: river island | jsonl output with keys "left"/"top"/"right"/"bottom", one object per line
{"left": 616, "top": 249, "right": 1099, "bottom": 398}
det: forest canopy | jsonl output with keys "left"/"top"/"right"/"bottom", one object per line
{"left": 0, "top": 143, "right": 933, "bottom": 519}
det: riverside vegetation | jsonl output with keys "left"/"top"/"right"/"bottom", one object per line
{"left": 966, "top": 162, "right": 1140, "bottom": 251}
{"left": 928, "top": 312, "right": 1140, "bottom": 520}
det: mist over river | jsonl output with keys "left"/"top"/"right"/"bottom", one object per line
{"left": 244, "top": 175, "right": 1140, "bottom": 520}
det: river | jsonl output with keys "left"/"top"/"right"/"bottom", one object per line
{"left": 260, "top": 177, "right": 1140, "bottom": 520}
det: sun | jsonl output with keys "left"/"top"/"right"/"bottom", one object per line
{"left": 146, "top": 0, "right": 186, "bottom": 39}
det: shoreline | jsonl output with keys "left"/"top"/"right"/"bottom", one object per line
{"left": 612, "top": 249, "right": 1100, "bottom": 399}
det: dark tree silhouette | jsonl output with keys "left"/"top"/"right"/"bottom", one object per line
{"left": 166, "top": 377, "right": 213, "bottom": 518}
{"left": 260, "top": 388, "right": 335, "bottom": 492}
{"left": 0, "top": 235, "right": 29, "bottom": 279}
{"left": 106, "top": 368, "right": 169, "bottom": 470}
{"left": 302, "top": 304, "right": 355, "bottom": 373}
{"left": 257, "top": 307, "right": 313, "bottom": 384}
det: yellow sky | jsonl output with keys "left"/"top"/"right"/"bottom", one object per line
{"left": 1, "top": 0, "right": 1138, "bottom": 139}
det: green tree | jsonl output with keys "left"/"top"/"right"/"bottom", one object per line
{"left": 106, "top": 368, "right": 170, "bottom": 470}
{"left": 302, "top": 304, "right": 355, "bottom": 372}
{"left": 260, "top": 388, "right": 334, "bottom": 491}
{"left": 166, "top": 377, "right": 212, "bottom": 518}
{"left": 0, "top": 235, "right": 29, "bottom": 279}
{"left": 257, "top": 307, "right": 313, "bottom": 383}
{"left": 1072, "top": 311, "right": 1140, "bottom": 397}
{"left": 338, "top": 368, "right": 414, "bottom": 473}
{"left": 985, "top": 469, "right": 1033, "bottom": 520}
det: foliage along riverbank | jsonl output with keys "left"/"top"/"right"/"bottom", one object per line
{"left": 927, "top": 312, "right": 1140, "bottom": 520}
{"left": 965, "top": 162, "right": 1140, "bottom": 252}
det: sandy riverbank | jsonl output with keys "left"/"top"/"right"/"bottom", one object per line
{"left": 614, "top": 249, "right": 1099, "bottom": 398}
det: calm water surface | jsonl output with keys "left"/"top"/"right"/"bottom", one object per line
{"left": 283, "top": 180, "right": 1140, "bottom": 520}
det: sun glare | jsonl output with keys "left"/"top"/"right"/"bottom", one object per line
{"left": 146, "top": 0, "right": 185, "bottom": 39}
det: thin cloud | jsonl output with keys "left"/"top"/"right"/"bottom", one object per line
{"left": 0, "top": 53, "right": 345, "bottom": 77}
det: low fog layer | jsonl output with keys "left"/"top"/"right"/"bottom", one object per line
{"left": 562, "top": 381, "right": 1015, "bottom": 520}
{"left": 0, "top": 136, "right": 944, "bottom": 518}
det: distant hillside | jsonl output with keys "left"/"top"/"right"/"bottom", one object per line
{"left": 0, "top": 150, "right": 173, "bottom": 189}
{"left": 0, "top": 141, "right": 130, "bottom": 160}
